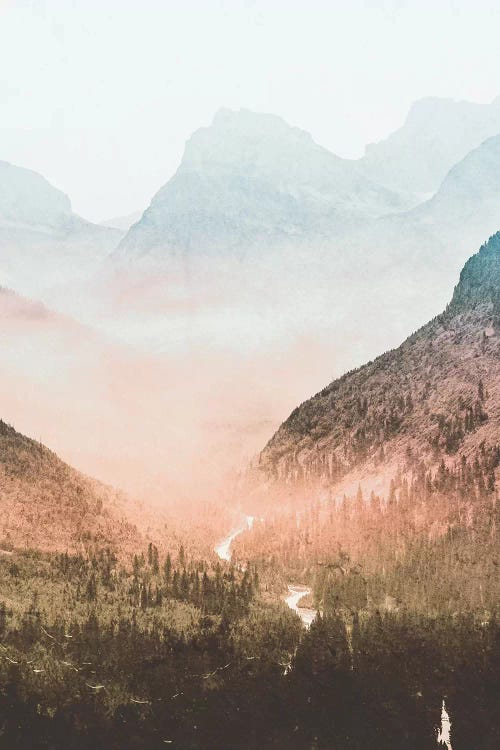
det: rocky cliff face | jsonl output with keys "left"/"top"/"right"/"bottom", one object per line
{"left": 448, "top": 227, "right": 500, "bottom": 315}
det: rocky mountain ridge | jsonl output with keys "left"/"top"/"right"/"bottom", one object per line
{"left": 116, "top": 108, "right": 409, "bottom": 260}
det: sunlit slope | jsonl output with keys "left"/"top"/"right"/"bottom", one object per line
{"left": 258, "top": 232, "right": 500, "bottom": 499}
{"left": 0, "top": 419, "right": 141, "bottom": 554}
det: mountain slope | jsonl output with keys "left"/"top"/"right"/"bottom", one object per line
{"left": 116, "top": 108, "right": 407, "bottom": 261}
{"left": 257, "top": 233, "right": 500, "bottom": 500}
{"left": 359, "top": 95, "right": 500, "bottom": 196}
{"left": 0, "top": 419, "right": 141, "bottom": 555}
{"left": 337, "top": 134, "right": 500, "bottom": 328}
{"left": 0, "top": 160, "right": 123, "bottom": 297}
{"left": 410, "top": 134, "right": 500, "bottom": 236}
{"left": 0, "top": 160, "right": 71, "bottom": 230}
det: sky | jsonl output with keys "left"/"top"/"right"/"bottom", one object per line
{"left": 1, "top": 0, "right": 500, "bottom": 221}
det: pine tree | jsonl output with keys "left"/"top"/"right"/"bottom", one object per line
{"left": 164, "top": 553, "right": 172, "bottom": 585}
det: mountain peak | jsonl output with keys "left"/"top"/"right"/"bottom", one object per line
{"left": 117, "top": 109, "right": 405, "bottom": 259}
{"left": 448, "top": 232, "right": 500, "bottom": 314}
{"left": 210, "top": 107, "right": 296, "bottom": 133}
{"left": 179, "top": 107, "right": 318, "bottom": 174}
{"left": 0, "top": 160, "right": 71, "bottom": 230}
{"left": 360, "top": 95, "right": 500, "bottom": 195}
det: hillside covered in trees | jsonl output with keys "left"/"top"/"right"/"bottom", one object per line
{"left": 0, "top": 419, "right": 141, "bottom": 555}
{"left": 0, "top": 418, "right": 238, "bottom": 561}
{"left": 257, "top": 232, "right": 500, "bottom": 503}
{"left": 1, "top": 530, "right": 499, "bottom": 748}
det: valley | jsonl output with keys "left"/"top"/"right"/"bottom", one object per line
{"left": 1, "top": 85, "right": 500, "bottom": 748}
{"left": 214, "top": 517, "right": 315, "bottom": 627}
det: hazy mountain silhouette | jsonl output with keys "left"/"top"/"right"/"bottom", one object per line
{"left": 116, "top": 108, "right": 409, "bottom": 261}
{"left": 359, "top": 94, "right": 500, "bottom": 196}
{"left": 0, "top": 160, "right": 123, "bottom": 296}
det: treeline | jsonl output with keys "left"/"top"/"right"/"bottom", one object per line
{"left": 51, "top": 542, "right": 258, "bottom": 619}
{"left": 236, "top": 444, "right": 500, "bottom": 614}
{"left": 0, "top": 581, "right": 499, "bottom": 748}
{"left": 1, "top": 444, "right": 500, "bottom": 746}
{"left": 0, "top": 544, "right": 302, "bottom": 748}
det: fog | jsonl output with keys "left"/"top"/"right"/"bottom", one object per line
{"left": 2, "top": 0, "right": 500, "bottom": 220}
{"left": 0, "top": 226, "right": 460, "bottom": 511}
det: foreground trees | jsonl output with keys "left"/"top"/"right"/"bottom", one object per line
{"left": 0, "top": 538, "right": 499, "bottom": 748}
{"left": 1, "top": 442, "right": 499, "bottom": 747}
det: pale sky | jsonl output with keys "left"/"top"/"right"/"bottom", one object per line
{"left": 1, "top": 0, "right": 500, "bottom": 221}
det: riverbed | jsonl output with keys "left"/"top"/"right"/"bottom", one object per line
{"left": 284, "top": 585, "right": 316, "bottom": 628}
{"left": 214, "top": 515, "right": 254, "bottom": 561}
{"left": 214, "top": 520, "right": 316, "bottom": 627}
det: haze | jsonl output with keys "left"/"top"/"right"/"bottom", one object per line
{"left": 1, "top": 0, "right": 500, "bottom": 221}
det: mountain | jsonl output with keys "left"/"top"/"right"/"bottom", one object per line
{"left": 116, "top": 108, "right": 408, "bottom": 261}
{"left": 257, "top": 232, "right": 500, "bottom": 501}
{"left": 0, "top": 159, "right": 71, "bottom": 230}
{"left": 97, "top": 119, "right": 500, "bottom": 492}
{"left": 0, "top": 418, "right": 141, "bottom": 555}
{"left": 108, "top": 108, "right": 500, "bottom": 361}
{"left": 359, "top": 95, "right": 500, "bottom": 196}
{"left": 410, "top": 134, "right": 500, "bottom": 237}
{"left": 0, "top": 160, "right": 123, "bottom": 298}
{"left": 116, "top": 97, "right": 500, "bottom": 262}
{"left": 337, "top": 133, "right": 500, "bottom": 325}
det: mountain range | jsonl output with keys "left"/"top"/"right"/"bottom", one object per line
{"left": 2, "top": 95, "right": 500, "bottom": 287}
{"left": 116, "top": 108, "right": 410, "bottom": 261}
{"left": 116, "top": 96, "right": 500, "bottom": 264}
{"left": 358, "top": 94, "right": 500, "bottom": 196}
{"left": 2, "top": 95, "right": 500, "bottom": 510}
{"left": 2, "top": 95, "right": 500, "bottom": 749}
{"left": 2, "top": 95, "right": 500, "bottom": 324}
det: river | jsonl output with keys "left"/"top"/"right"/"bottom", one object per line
{"left": 285, "top": 585, "right": 316, "bottom": 627}
{"left": 215, "top": 519, "right": 451, "bottom": 746}
{"left": 214, "top": 519, "right": 315, "bottom": 627}
{"left": 214, "top": 515, "right": 254, "bottom": 561}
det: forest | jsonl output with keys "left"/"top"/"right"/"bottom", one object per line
{"left": 1, "top": 446, "right": 500, "bottom": 750}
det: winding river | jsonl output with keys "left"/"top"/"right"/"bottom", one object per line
{"left": 284, "top": 585, "right": 316, "bottom": 628}
{"left": 214, "top": 515, "right": 254, "bottom": 561}
{"left": 215, "top": 519, "right": 452, "bottom": 746}
{"left": 214, "top": 519, "right": 315, "bottom": 627}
